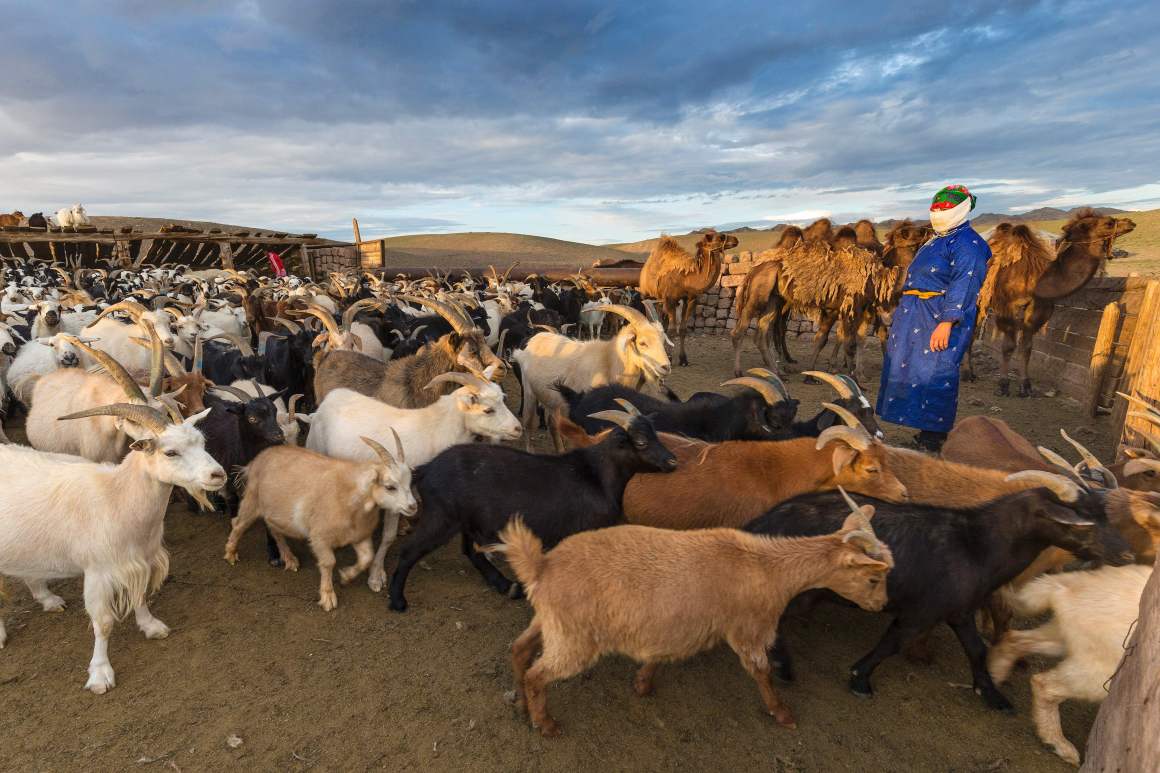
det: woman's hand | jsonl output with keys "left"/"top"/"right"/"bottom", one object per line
{"left": 930, "top": 321, "right": 954, "bottom": 352}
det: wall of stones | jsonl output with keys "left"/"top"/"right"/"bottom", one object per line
{"left": 687, "top": 250, "right": 814, "bottom": 337}
{"left": 307, "top": 245, "right": 358, "bottom": 277}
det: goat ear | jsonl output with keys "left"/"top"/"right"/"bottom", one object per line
{"left": 831, "top": 444, "right": 858, "bottom": 475}
{"left": 129, "top": 438, "right": 156, "bottom": 454}
{"left": 1038, "top": 502, "right": 1095, "bottom": 528}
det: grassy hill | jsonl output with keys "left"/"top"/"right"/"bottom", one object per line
{"left": 376, "top": 231, "right": 633, "bottom": 269}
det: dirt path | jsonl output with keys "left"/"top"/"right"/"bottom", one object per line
{"left": 0, "top": 334, "right": 1111, "bottom": 772}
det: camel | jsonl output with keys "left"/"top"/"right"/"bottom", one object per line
{"left": 0, "top": 210, "right": 25, "bottom": 227}
{"left": 854, "top": 218, "right": 883, "bottom": 257}
{"left": 967, "top": 210, "right": 1136, "bottom": 396}
{"left": 638, "top": 229, "right": 739, "bottom": 366}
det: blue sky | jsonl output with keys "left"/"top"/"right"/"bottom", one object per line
{"left": 1, "top": 0, "right": 1157, "bottom": 242}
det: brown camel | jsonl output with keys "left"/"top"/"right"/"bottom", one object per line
{"left": 0, "top": 210, "right": 25, "bottom": 227}
{"left": 639, "top": 229, "right": 739, "bottom": 366}
{"left": 730, "top": 226, "right": 806, "bottom": 375}
{"left": 853, "top": 219, "right": 883, "bottom": 257}
{"left": 967, "top": 210, "right": 1136, "bottom": 396}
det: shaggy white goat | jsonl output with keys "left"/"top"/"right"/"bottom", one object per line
{"left": 0, "top": 403, "right": 224, "bottom": 693}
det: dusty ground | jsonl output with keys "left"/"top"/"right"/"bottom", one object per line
{"left": 0, "top": 333, "right": 1116, "bottom": 772}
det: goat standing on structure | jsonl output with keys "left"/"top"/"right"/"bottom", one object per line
{"left": 877, "top": 185, "right": 989, "bottom": 452}
{"left": 638, "top": 229, "right": 738, "bottom": 366}
{"left": 967, "top": 210, "right": 1136, "bottom": 396}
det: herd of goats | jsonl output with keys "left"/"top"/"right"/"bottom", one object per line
{"left": 0, "top": 207, "right": 1152, "bottom": 767}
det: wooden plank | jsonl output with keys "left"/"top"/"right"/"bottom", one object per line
{"left": 1115, "top": 279, "right": 1160, "bottom": 447}
{"left": 1086, "top": 301, "right": 1121, "bottom": 416}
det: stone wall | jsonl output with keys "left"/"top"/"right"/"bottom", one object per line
{"left": 307, "top": 245, "right": 358, "bottom": 277}
{"left": 687, "top": 250, "right": 814, "bottom": 337}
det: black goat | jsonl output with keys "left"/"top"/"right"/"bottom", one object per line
{"left": 743, "top": 482, "right": 1133, "bottom": 711}
{"left": 261, "top": 329, "right": 316, "bottom": 409}
{"left": 200, "top": 339, "right": 264, "bottom": 385}
{"left": 557, "top": 371, "right": 799, "bottom": 442}
{"left": 387, "top": 402, "right": 677, "bottom": 611}
{"left": 195, "top": 391, "right": 285, "bottom": 514}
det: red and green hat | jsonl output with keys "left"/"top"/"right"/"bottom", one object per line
{"left": 930, "top": 184, "right": 977, "bottom": 212}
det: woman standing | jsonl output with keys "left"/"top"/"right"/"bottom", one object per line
{"left": 877, "top": 185, "right": 990, "bottom": 452}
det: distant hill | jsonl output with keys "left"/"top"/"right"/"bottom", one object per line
{"left": 375, "top": 231, "right": 633, "bottom": 269}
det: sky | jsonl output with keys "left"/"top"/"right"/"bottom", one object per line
{"left": 1, "top": 0, "right": 1157, "bottom": 243}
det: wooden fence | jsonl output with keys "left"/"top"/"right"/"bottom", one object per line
{"left": 0, "top": 226, "right": 328, "bottom": 274}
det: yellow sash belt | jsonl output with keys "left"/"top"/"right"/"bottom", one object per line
{"left": 902, "top": 289, "right": 945, "bottom": 299}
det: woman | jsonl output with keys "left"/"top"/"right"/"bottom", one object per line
{"left": 877, "top": 184, "right": 990, "bottom": 452}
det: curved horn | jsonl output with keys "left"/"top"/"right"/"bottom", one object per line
{"left": 136, "top": 319, "right": 165, "bottom": 398}
{"left": 423, "top": 371, "right": 482, "bottom": 392}
{"left": 587, "top": 410, "right": 633, "bottom": 431}
{"left": 821, "top": 401, "right": 862, "bottom": 430}
{"left": 155, "top": 395, "right": 185, "bottom": 424}
{"left": 1060, "top": 428, "right": 1119, "bottom": 487}
{"left": 595, "top": 304, "right": 651, "bottom": 329}
{"left": 836, "top": 485, "right": 863, "bottom": 515}
{"left": 60, "top": 335, "right": 147, "bottom": 404}
{"left": 802, "top": 371, "right": 854, "bottom": 399}
{"left": 721, "top": 377, "right": 783, "bottom": 406}
{"left": 297, "top": 304, "right": 343, "bottom": 342}
{"left": 400, "top": 294, "right": 473, "bottom": 335}
{"left": 272, "top": 316, "right": 301, "bottom": 334}
{"left": 837, "top": 374, "right": 866, "bottom": 398}
{"left": 1004, "top": 471, "right": 1082, "bottom": 503}
{"left": 205, "top": 332, "right": 253, "bottom": 357}
{"left": 816, "top": 425, "right": 871, "bottom": 452}
{"left": 408, "top": 324, "right": 429, "bottom": 341}
{"left": 612, "top": 398, "right": 641, "bottom": 417}
{"left": 360, "top": 435, "right": 396, "bottom": 465}
{"left": 1118, "top": 391, "right": 1160, "bottom": 417}
{"left": 212, "top": 385, "right": 253, "bottom": 401}
{"left": 745, "top": 367, "right": 790, "bottom": 401}
{"left": 1037, "top": 446, "right": 1077, "bottom": 472}
{"left": 287, "top": 394, "right": 303, "bottom": 422}
{"left": 94, "top": 299, "right": 147, "bottom": 324}
{"left": 390, "top": 426, "right": 405, "bottom": 464}
{"left": 58, "top": 403, "right": 169, "bottom": 435}
{"left": 341, "top": 298, "right": 383, "bottom": 331}
{"left": 1124, "top": 458, "right": 1160, "bottom": 478}
{"left": 1128, "top": 411, "right": 1160, "bottom": 430}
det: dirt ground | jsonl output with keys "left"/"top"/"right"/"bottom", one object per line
{"left": 0, "top": 333, "right": 1117, "bottom": 773}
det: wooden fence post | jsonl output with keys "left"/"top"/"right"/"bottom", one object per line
{"left": 1114, "top": 279, "right": 1160, "bottom": 446}
{"left": 1086, "top": 301, "right": 1122, "bottom": 416}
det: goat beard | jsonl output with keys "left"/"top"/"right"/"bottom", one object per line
{"left": 182, "top": 485, "right": 217, "bottom": 512}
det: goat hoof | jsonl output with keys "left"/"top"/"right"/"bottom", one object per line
{"left": 994, "top": 380, "right": 1010, "bottom": 397}
{"left": 1018, "top": 381, "right": 1033, "bottom": 398}
{"left": 508, "top": 582, "right": 525, "bottom": 600}
{"left": 536, "top": 719, "right": 562, "bottom": 738}
{"left": 773, "top": 662, "right": 795, "bottom": 684}
{"left": 140, "top": 619, "right": 170, "bottom": 640}
{"left": 85, "top": 664, "right": 116, "bottom": 694}
{"left": 771, "top": 707, "right": 797, "bottom": 729}
{"left": 267, "top": 556, "right": 284, "bottom": 568}
{"left": 40, "top": 595, "right": 67, "bottom": 612}
{"left": 980, "top": 687, "right": 1015, "bottom": 713}
{"left": 848, "top": 674, "right": 873, "bottom": 699}
{"left": 388, "top": 596, "right": 408, "bottom": 613}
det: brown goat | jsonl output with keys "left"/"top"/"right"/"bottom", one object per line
{"left": 969, "top": 211, "right": 1136, "bottom": 395}
{"left": 499, "top": 511, "right": 893, "bottom": 736}
{"left": 638, "top": 229, "right": 740, "bottom": 367}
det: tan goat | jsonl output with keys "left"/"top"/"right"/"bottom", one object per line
{"left": 225, "top": 436, "right": 417, "bottom": 611}
{"left": 496, "top": 508, "right": 893, "bottom": 737}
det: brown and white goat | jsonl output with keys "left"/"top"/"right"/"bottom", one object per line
{"left": 225, "top": 436, "right": 417, "bottom": 611}
{"left": 496, "top": 509, "right": 893, "bottom": 736}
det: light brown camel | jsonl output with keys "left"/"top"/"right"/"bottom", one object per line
{"left": 967, "top": 210, "right": 1136, "bottom": 396}
{"left": 639, "top": 229, "right": 739, "bottom": 366}
{"left": 0, "top": 210, "right": 25, "bottom": 227}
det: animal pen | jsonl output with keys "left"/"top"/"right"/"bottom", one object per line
{"left": 0, "top": 225, "right": 329, "bottom": 274}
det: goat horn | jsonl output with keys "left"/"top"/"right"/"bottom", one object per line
{"left": 1059, "top": 429, "right": 1119, "bottom": 487}
{"left": 1037, "top": 446, "right": 1076, "bottom": 472}
{"left": 496, "top": 327, "right": 509, "bottom": 356}
{"left": 588, "top": 410, "right": 633, "bottom": 431}
{"left": 424, "top": 372, "right": 482, "bottom": 392}
{"left": 58, "top": 402, "right": 169, "bottom": 435}
{"left": 1124, "top": 458, "right": 1160, "bottom": 478}
{"left": 836, "top": 486, "right": 862, "bottom": 515}
{"left": 360, "top": 435, "right": 396, "bottom": 465}
{"left": 816, "top": 425, "right": 871, "bottom": 452}
{"left": 139, "top": 319, "right": 165, "bottom": 398}
{"left": 595, "top": 304, "right": 651, "bottom": 330}
{"left": 129, "top": 337, "right": 187, "bottom": 378}
{"left": 287, "top": 394, "right": 303, "bottom": 422}
{"left": 341, "top": 298, "right": 383, "bottom": 332}
{"left": 1118, "top": 391, "right": 1160, "bottom": 417}
{"left": 296, "top": 304, "right": 343, "bottom": 341}
{"left": 802, "top": 371, "right": 854, "bottom": 399}
{"left": 60, "top": 335, "right": 147, "bottom": 404}
{"left": 401, "top": 294, "right": 474, "bottom": 335}
{"left": 272, "top": 316, "right": 301, "bottom": 334}
{"left": 1004, "top": 471, "right": 1082, "bottom": 503}
{"left": 213, "top": 385, "right": 252, "bottom": 401}
{"left": 1128, "top": 411, "right": 1160, "bottom": 430}
{"left": 837, "top": 374, "right": 866, "bottom": 398}
{"left": 408, "top": 324, "right": 429, "bottom": 341}
{"left": 390, "top": 427, "right": 405, "bottom": 464}
{"left": 721, "top": 377, "right": 783, "bottom": 406}
{"left": 821, "top": 401, "right": 862, "bottom": 430}
{"left": 94, "top": 299, "right": 147, "bottom": 323}
{"left": 745, "top": 367, "right": 790, "bottom": 401}
{"left": 205, "top": 332, "right": 253, "bottom": 357}
{"left": 155, "top": 395, "right": 185, "bottom": 424}
{"left": 612, "top": 398, "right": 641, "bottom": 417}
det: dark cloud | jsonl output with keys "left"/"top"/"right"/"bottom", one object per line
{"left": 0, "top": 0, "right": 1156, "bottom": 240}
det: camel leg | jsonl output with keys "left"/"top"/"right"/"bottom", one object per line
{"left": 731, "top": 310, "right": 751, "bottom": 378}
{"left": 776, "top": 310, "right": 796, "bottom": 364}
{"left": 961, "top": 325, "right": 979, "bottom": 382}
{"left": 995, "top": 324, "right": 1017, "bottom": 397}
{"left": 802, "top": 313, "right": 837, "bottom": 382}
{"left": 1016, "top": 329, "right": 1036, "bottom": 398}
{"left": 677, "top": 297, "right": 694, "bottom": 367}
{"left": 755, "top": 310, "right": 780, "bottom": 373}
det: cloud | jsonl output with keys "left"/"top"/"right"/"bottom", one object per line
{"left": 0, "top": 0, "right": 1156, "bottom": 241}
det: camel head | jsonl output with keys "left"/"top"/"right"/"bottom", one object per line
{"left": 882, "top": 221, "right": 933, "bottom": 269}
{"left": 696, "top": 229, "right": 739, "bottom": 257}
{"left": 1061, "top": 210, "right": 1136, "bottom": 250}
{"left": 803, "top": 218, "right": 834, "bottom": 243}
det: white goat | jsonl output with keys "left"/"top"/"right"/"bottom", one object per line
{"left": 511, "top": 304, "right": 671, "bottom": 450}
{"left": 225, "top": 437, "right": 417, "bottom": 610}
{"left": 54, "top": 203, "right": 89, "bottom": 228}
{"left": 0, "top": 403, "right": 224, "bottom": 693}
{"left": 80, "top": 300, "right": 177, "bottom": 378}
{"left": 307, "top": 366, "right": 522, "bottom": 591}
{"left": 988, "top": 564, "right": 1154, "bottom": 766}
{"left": 7, "top": 333, "right": 84, "bottom": 408}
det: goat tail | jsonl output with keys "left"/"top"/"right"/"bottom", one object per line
{"left": 1005, "top": 574, "right": 1062, "bottom": 618}
{"left": 492, "top": 516, "right": 546, "bottom": 598}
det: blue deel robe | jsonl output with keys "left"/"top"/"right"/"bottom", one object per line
{"left": 876, "top": 222, "right": 991, "bottom": 433}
